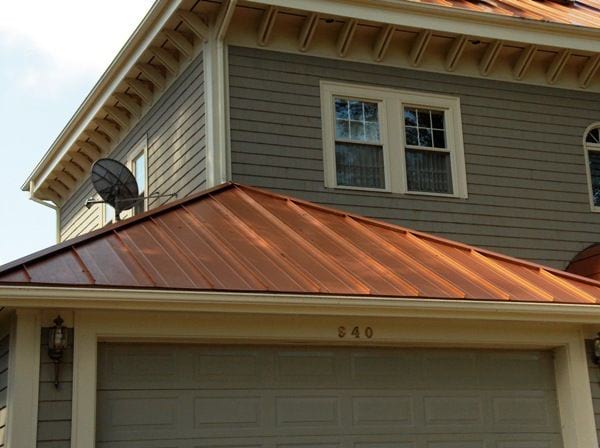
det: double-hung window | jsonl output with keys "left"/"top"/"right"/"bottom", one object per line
{"left": 584, "top": 125, "right": 600, "bottom": 210}
{"left": 321, "top": 81, "right": 467, "bottom": 198}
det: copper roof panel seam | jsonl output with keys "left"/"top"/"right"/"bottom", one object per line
{"left": 20, "top": 265, "right": 32, "bottom": 282}
{"left": 110, "top": 229, "right": 158, "bottom": 287}
{"left": 240, "top": 183, "right": 600, "bottom": 289}
{"left": 285, "top": 200, "right": 421, "bottom": 296}
{"left": 178, "top": 204, "right": 271, "bottom": 290}
{"left": 207, "top": 192, "right": 325, "bottom": 293}
{"left": 538, "top": 268, "right": 599, "bottom": 303}
{"left": 147, "top": 216, "right": 215, "bottom": 289}
{"left": 228, "top": 187, "right": 371, "bottom": 294}
{"left": 344, "top": 216, "right": 467, "bottom": 298}
{"left": 404, "top": 232, "right": 511, "bottom": 300}
{"left": 69, "top": 247, "right": 97, "bottom": 285}
{"left": 468, "top": 249, "right": 554, "bottom": 301}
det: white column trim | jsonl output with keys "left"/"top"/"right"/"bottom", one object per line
{"left": 554, "top": 331, "right": 598, "bottom": 448}
{"left": 70, "top": 312, "right": 98, "bottom": 448}
{"left": 6, "top": 309, "right": 41, "bottom": 448}
{"left": 204, "top": 0, "right": 236, "bottom": 187}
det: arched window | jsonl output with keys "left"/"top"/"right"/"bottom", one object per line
{"left": 585, "top": 124, "right": 600, "bottom": 209}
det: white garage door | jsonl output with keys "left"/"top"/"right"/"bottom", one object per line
{"left": 96, "top": 344, "right": 563, "bottom": 448}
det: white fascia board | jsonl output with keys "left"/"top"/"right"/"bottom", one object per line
{"left": 2, "top": 285, "right": 600, "bottom": 324}
{"left": 247, "top": 0, "right": 600, "bottom": 53}
{"left": 22, "top": 0, "right": 182, "bottom": 194}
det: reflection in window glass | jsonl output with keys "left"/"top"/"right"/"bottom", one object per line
{"left": 589, "top": 151, "right": 600, "bottom": 207}
{"left": 334, "top": 97, "right": 384, "bottom": 189}
{"left": 132, "top": 151, "right": 146, "bottom": 215}
{"left": 104, "top": 204, "right": 115, "bottom": 224}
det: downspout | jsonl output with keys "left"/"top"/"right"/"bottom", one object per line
{"left": 204, "top": 0, "right": 237, "bottom": 187}
{"left": 28, "top": 181, "right": 61, "bottom": 243}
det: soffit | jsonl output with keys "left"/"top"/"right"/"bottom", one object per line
{"left": 2, "top": 183, "right": 600, "bottom": 305}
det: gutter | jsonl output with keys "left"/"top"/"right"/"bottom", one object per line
{"left": 2, "top": 285, "right": 600, "bottom": 324}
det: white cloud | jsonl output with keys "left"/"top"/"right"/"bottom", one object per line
{"left": 0, "top": 0, "right": 155, "bottom": 91}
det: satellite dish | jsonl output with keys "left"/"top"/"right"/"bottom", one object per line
{"left": 91, "top": 159, "right": 139, "bottom": 220}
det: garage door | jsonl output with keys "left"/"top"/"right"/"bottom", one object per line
{"left": 96, "top": 344, "right": 563, "bottom": 448}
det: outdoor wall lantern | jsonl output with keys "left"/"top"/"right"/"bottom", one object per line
{"left": 48, "top": 315, "right": 68, "bottom": 388}
{"left": 593, "top": 333, "right": 600, "bottom": 365}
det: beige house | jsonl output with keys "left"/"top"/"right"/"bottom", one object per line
{"left": 1, "top": 0, "right": 600, "bottom": 447}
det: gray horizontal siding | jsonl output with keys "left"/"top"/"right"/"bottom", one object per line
{"left": 37, "top": 328, "right": 73, "bottom": 448}
{"left": 229, "top": 46, "right": 600, "bottom": 269}
{"left": 60, "top": 50, "right": 206, "bottom": 241}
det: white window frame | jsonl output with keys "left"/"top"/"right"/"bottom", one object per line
{"left": 321, "top": 81, "right": 468, "bottom": 199}
{"left": 583, "top": 123, "right": 600, "bottom": 212}
{"left": 128, "top": 135, "right": 149, "bottom": 214}
{"left": 101, "top": 136, "right": 148, "bottom": 225}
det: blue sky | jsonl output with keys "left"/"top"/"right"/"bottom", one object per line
{"left": 0, "top": 0, "right": 154, "bottom": 265}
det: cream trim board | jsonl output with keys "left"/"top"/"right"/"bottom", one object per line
{"left": 583, "top": 122, "right": 600, "bottom": 212}
{"left": 6, "top": 309, "right": 41, "bottom": 448}
{"left": 321, "top": 80, "right": 468, "bottom": 198}
{"left": 7, "top": 286, "right": 600, "bottom": 324}
{"left": 71, "top": 309, "right": 596, "bottom": 448}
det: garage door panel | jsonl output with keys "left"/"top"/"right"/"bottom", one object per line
{"left": 97, "top": 345, "right": 563, "bottom": 447}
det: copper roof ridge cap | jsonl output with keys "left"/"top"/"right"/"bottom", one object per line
{"left": 0, "top": 181, "right": 236, "bottom": 273}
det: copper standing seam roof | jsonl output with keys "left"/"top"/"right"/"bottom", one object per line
{"left": 404, "top": 0, "right": 600, "bottom": 29}
{"left": 1, "top": 182, "right": 600, "bottom": 304}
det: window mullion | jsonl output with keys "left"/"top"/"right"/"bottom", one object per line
{"left": 387, "top": 96, "right": 404, "bottom": 194}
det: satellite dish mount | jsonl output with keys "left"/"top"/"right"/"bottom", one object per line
{"left": 86, "top": 158, "right": 176, "bottom": 221}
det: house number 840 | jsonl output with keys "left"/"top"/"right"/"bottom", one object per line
{"left": 338, "top": 326, "right": 373, "bottom": 339}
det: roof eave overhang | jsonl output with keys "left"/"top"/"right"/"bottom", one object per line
{"left": 250, "top": 0, "right": 600, "bottom": 52}
{"left": 23, "top": 0, "right": 600, "bottom": 200}
{"left": 21, "top": 0, "right": 183, "bottom": 193}
{"left": 2, "top": 285, "right": 600, "bottom": 324}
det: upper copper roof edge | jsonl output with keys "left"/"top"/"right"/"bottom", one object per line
{"left": 3, "top": 181, "right": 600, "bottom": 292}
{"left": 397, "top": 0, "right": 600, "bottom": 33}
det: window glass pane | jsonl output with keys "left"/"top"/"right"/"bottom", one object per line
{"left": 104, "top": 204, "right": 115, "bottom": 224}
{"left": 433, "top": 129, "right": 446, "bottom": 149}
{"left": 365, "top": 122, "right": 380, "bottom": 142}
{"left": 134, "top": 154, "right": 146, "bottom": 193}
{"left": 335, "top": 98, "right": 349, "bottom": 120}
{"left": 404, "top": 108, "right": 417, "bottom": 126}
{"left": 349, "top": 100, "right": 364, "bottom": 120}
{"left": 418, "top": 128, "right": 433, "bottom": 147}
{"left": 589, "top": 151, "right": 600, "bottom": 206}
{"left": 405, "top": 126, "right": 418, "bottom": 146}
{"left": 587, "top": 128, "right": 600, "bottom": 144}
{"left": 350, "top": 121, "right": 365, "bottom": 141}
{"left": 406, "top": 149, "right": 452, "bottom": 194}
{"left": 336, "top": 143, "right": 385, "bottom": 189}
{"left": 364, "top": 103, "right": 378, "bottom": 122}
{"left": 334, "top": 97, "right": 380, "bottom": 144}
{"left": 431, "top": 111, "right": 444, "bottom": 129}
{"left": 417, "top": 109, "right": 431, "bottom": 127}
{"left": 336, "top": 119, "right": 349, "bottom": 139}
